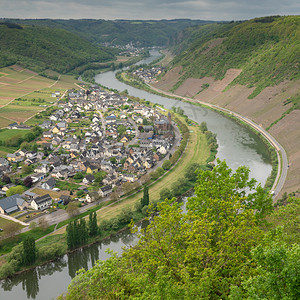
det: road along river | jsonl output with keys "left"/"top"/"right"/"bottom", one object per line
{"left": 0, "top": 50, "right": 278, "bottom": 300}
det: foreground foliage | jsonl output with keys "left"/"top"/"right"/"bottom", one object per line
{"left": 61, "top": 161, "right": 279, "bottom": 299}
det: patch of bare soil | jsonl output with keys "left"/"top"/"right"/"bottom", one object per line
{"left": 152, "top": 66, "right": 182, "bottom": 91}
{"left": 201, "top": 38, "right": 225, "bottom": 54}
{"left": 175, "top": 69, "right": 242, "bottom": 98}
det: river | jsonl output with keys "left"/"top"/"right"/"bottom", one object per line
{"left": 0, "top": 50, "right": 272, "bottom": 300}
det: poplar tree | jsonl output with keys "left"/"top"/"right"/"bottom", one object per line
{"left": 141, "top": 185, "right": 149, "bottom": 208}
{"left": 89, "top": 211, "right": 98, "bottom": 236}
{"left": 22, "top": 237, "right": 36, "bottom": 265}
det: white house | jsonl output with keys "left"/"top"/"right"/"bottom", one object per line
{"left": 31, "top": 194, "right": 52, "bottom": 210}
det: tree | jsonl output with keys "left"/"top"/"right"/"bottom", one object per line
{"left": 38, "top": 217, "right": 49, "bottom": 231}
{"left": 23, "top": 176, "right": 33, "bottom": 188}
{"left": 122, "top": 182, "right": 134, "bottom": 195}
{"left": 162, "top": 160, "right": 172, "bottom": 170}
{"left": 22, "top": 237, "right": 36, "bottom": 266}
{"left": 230, "top": 231, "right": 300, "bottom": 300}
{"left": 160, "top": 188, "right": 173, "bottom": 200}
{"left": 66, "top": 202, "right": 80, "bottom": 218}
{"left": 22, "top": 164, "right": 32, "bottom": 175}
{"left": 2, "top": 175, "right": 11, "bottom": 184}
{"left": 187, "top": 159, "right": 273, "bottom": 222}
{"left": 6, "top": 185, "right": 25, "bottom": 197}
{"left": 199, "top": 121, "right": 208, "bottom": 132}
{"left": 184, "top": 163, "right": 202, "bottom": 182}
{"left": 88, "top": 211, "right": 98, "bottom": 236}
{"left": 110, "top": 191, "right": 119, "bottom": 202}
{"left": 64, "top": 196, "right": 262, "bottom": 299}
{"left": 141, "top": 185, "right": 149, "bottom": 208}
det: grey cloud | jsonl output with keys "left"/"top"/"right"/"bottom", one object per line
{"left": 0, "top": 0, "right": 299, "bottom": 20}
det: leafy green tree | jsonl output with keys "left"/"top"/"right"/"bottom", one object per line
{"left": 184, "top": 163, "right": 202, "bottom": 182}
{"left": 66, "top": 222, "right": 75, "bottom": 250}
{"left": 141, "top": 185, "right": 149, "bottom": 208}
{"left": 199, "top": 121, "right": 208, "bottom": 132}
{"left": 187, "top": 159, "right": 273, "bottom": 222}
{"left": 89, "top": 211, "right": 98, "bottom": 237}
{"left": 73, "top": 172, "right": 84, "bottom": 180}
{"left": 230, "top": 230, "right": 300, "bottom": 300}
{"left": 22, "top": 237, "right": 36, "bottom": 266}
{"left": 6, "top": 185, "right": 25, "bottom": 197}
{"left": 22, "top": 164, "right": 32, "bottom": 175}
{"left": 162, "top": 159, "right": 172, "bottom": 170}
{"left": 159, "top": 188, "right": 173, "bottom": 200}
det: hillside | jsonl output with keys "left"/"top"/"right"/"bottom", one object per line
{"left": 154, "top": 15, "right": 300, "bottom": 195}
{"left": 0, "top": 23, "right": 115, "bottom": 74}
{"left": 168, "top": 16, "right": 300, "bottom": 97}
{"left": 2, "top": 19, "right": 214, "bottom": 47}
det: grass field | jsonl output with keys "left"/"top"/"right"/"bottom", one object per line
{"left": 0, "top": 128, "right": 31, "bottom": 140}
{"left": 0, "top": 216, "right": 15, "bottom": 230}
{"left": 0, "top": 65, "right": 80, "bottom": 127}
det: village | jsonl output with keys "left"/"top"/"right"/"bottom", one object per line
{"left": 0, "top": 85, "right": 181, "bottom": 224}
{"left": 131, "top": 66, "right": 165, "bottom": 83}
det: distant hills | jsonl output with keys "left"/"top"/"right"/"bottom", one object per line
{"left": 2, "top": 19, "right": 214, "bottom": 47}
{"left": 168, "top": 15, "right": 300, "bottom": 97}
{"left": 0, "top": 23, "right": 115, "bottom": 74}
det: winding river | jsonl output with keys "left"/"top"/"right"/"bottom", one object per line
{"left": 0, "top": 50, "right": 272, "bottom": 300}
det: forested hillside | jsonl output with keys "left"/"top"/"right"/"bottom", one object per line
{"left": 0, "top": 23, "right": 115, "bottom": 73}
{"left": 3, "top": 19, "right": 214, "bottom": 47}
{"left": 169, "top": 16, "right": 300, "bottom": 97}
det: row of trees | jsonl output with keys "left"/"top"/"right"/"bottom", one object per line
{"left": 66, "top": 212, "right": 98, "bottom": 250}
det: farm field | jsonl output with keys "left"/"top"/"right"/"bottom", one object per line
{"left": 0, "top": 65, "right": 81, "bottom": 127}
{"left": 0, "top": 128, "right": 31, "bottom": 140}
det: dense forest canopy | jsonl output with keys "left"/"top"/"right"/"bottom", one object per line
{"left": 0, "top": 24, "right": 115, "bottom": 73}
{"left": 2, "top": 19, "right": 215, "bottom": 47}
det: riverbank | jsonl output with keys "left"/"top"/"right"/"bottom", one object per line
{"left": 116, "top": 69, "right": 285, "bottom": 200}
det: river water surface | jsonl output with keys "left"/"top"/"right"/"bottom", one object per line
{"left": 0, "top": 50, "right": 272, "bottom": 300}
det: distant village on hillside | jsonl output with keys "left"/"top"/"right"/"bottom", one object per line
{"left": 0, "top": 85, "right": 180, "bottom": 222}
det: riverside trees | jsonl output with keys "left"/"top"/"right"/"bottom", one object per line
{"left": 63, "top": 161, "right": 277, "bottom": 299}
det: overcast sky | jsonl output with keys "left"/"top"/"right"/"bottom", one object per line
{"left": 1, "top": 0, "right": 299, "bottom": 21}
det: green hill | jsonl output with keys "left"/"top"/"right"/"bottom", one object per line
{"left": 3, "top": 19, "right": 214, "bottom": 47}
{"left": 0, "top": 23, "right": 115, "bottom": 74}
{"left": 169, "top": 16, "right": 300, "bottom": 97}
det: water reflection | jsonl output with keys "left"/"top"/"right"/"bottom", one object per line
{"left": 0, "top": 257, "right": 67, "bottom": 299}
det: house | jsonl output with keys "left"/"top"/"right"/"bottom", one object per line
{"left": 23, "top": 191, "right": 38, "bottom": 200}
{"left": 86, "top": 165, "right": 99, "bottom": 174}
{"left": 99, "top": 185, "right": 112, "bottom": 198}
{"left": 0, "top": 194, "right": 28, "bottom": 215}
{"left": 41, "top": 178, "right": 56, "bottom": 190}
{"left": 59, "top": 195, "right": 70, "bottom": 205}
{"left": 83, "top": 174, "right": 95, "bottom": 185}
{"left": 31, "top": 173, "right": 46, "bottom": 183}
{"left": 0, "top": 157, "right": 9, "bottom": 167}
{"left": 31, "top": 194, "right": 52, "bottom": 210}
